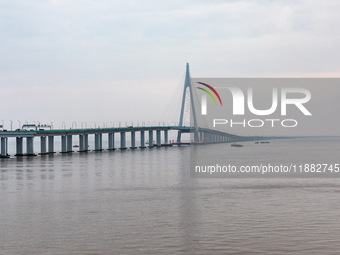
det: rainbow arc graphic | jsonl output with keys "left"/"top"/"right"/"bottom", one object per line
{"left": 196, "top": 82, "right": 223, "bottom": 115}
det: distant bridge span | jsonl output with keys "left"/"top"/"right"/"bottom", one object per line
{"left": 0, "top": 125, "right": 306, "bottom": 158}
{"left": 0, "top": 64, "right": 311, "bottom": 158}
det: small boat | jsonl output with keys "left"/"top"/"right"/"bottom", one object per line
{"left": 255, "top": 142, "right": 259, "bottom": 144}
{"left": 260, "top": 141, "right": 270, "bottom": 144}
{"left": 73, "top": 145, "right": 79, "bottom": 148}
{"left": 231, "top": 143, "right": 243, "bottom": 147}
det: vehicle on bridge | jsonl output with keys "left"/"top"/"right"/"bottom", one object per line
{"left": 22, "top": 124, "right": 37, "bottom": 131}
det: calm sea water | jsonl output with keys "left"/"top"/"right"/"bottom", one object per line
{"left": 1, "top": 140, "right": 340, "bottom": 255}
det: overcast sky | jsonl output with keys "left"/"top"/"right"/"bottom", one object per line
{"left": 1, "top": 0, "right": 339, "bottom": 129}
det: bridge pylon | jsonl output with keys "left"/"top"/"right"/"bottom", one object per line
{"left": 177, "top": 63, "right": 199, "bottom": 143}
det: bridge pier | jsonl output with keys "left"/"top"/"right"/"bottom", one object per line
{"left": 177, "top": 131, "right": 181, "bottom": 143}
{"left": 79, "top": 135, "right": 84, "bottom": 151}
{"left": 61, "top": 135, "right": 67, "bottom": 153}
{"left": 39, "top": 136, "right": 48, "bottom": 155}
{"left": 15, "top": 137, "right": 24, "bottom": 156}
{"left": 120, "top": 132, "right": 127, "bottom": 150}
{"left": 130, "top": 131, "right": 137, "bottom": 149}
{"left": 194, "top": 130, "right": 199, "bottom": 143}
{"left": 100, "top": 134, "right": 102, "bottom": 150}
{"left": 67, "top": 135, "right": 73, "bottom": 153}
{"left": 198, "top": 131, "right": 202, "bottom": 143}
{"left": 84, "top": 134, "right": 89, "bottom": 151}
{"left": 108, "top": 133, "right": 115, "bottom": 150}
{"left": 26, "top": 137, "right": 36, "bottom": 156}
{"left": 48, "top": 136, "right": 55, "bottom": 153}
{"left": 164, "top": 130, "right": 169, "bottom": 145}
{"left": 0, "top": 137, "right": 9, "bottom": 158}
{"left": 94, "top": 134, "right": 103, "bottom": 151}
{"left": 156, "top": 130, "right": 161, "bottom": 147}
{"left": 148, "top": 130, "right": 153, "bottom": 148}
{"left": 140, "top": 131, "right": 146, "bottom": 148}
{"left": 78, "top": 134, "right": 86, "bottom": 152}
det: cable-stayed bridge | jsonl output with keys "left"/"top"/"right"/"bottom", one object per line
{"left": 0, "top": 64, "right": 306, "bottom": 158}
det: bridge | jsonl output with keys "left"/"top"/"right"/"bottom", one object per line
{"left": 0, "top": 64, "right": 298, "bottom": 158}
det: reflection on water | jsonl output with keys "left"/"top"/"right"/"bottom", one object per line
{"left": 1, "top": 141, "right": 340, "bottom": 254}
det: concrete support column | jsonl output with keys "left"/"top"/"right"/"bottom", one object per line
{"left": 61, "top": 136, "right": 67, "bottom": 153}
{"left": 94, "top": 134, "right": 99, "bottom": 151}
{"left": 164, "top": 130, "right": 169, "bottom": 144}
{"left": 99, "top": 134, "right": 102, "bottom": 150}
{"left": 177, "top": 131, "right": 181, "bottom": 143}
{"left": 140, "top": 131, "right": 146, "bottom": 148}
{"left": 15, "top": 137, "right": 24, "bottom": 156}
{"left": 67, "top": 135, "right": 73, "bottom": 153}
{"left": 84, "top": 134, "right": 89, "bottom": 151}
{"left": 130, "top": 131, "right": 136, "bottom": 149}
{"left": 120, "top": 132, "right": 127, "bottom": 149}
{"left": 79, "top": 135, "right": 85, "bottom": 152}
{"left": 48, "top": 136, "right": 55, "bottom": 153}
{"left": 148, "top": 130, "right": 153, "bottom": 148}
{"left": 194, "top": 130, "right": 199, "bottom": 143}
{"left": 156, "top": 130, "right": 161, "bottom": 147}
{"left": 0, "top": 137, "right": 9, "bottom": 158}
{"left": 94, "top": 134, "right": 102, "bottom": 151}
{"left": 108, "top": 133, "right": 115, "bottom": 150}
{"left": 39, "top": 136, "right": 47, "bottom": 155}
{"left": 26, "top": 137, "right": 35, "bottom": 156}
